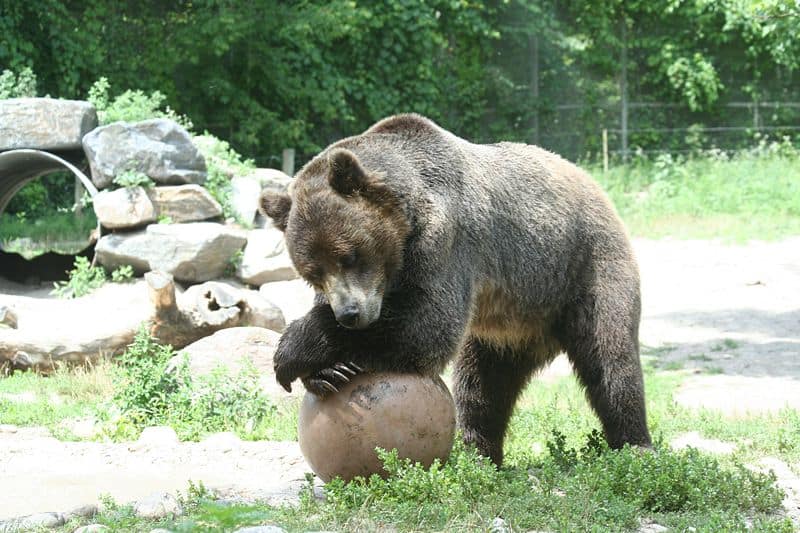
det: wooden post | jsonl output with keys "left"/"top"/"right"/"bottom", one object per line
{"left": 620, "top": 20, "right": 629, "bottom": 162}
{"left": 602, "top": 128, "right": 609, "bottom": 172}
{"left": 282, "top": 148, "right": 295, "bottom": 177}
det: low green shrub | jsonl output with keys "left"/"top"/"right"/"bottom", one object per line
{"left": 0, "top": 67, "right": 37, "bottom": 99}
{"left": 50, "top": 257, "right": 135, "bottom": 298}
{"left": 289, "top": 432, "right": 787, "bottom": 532}
{"left": 101, "top": 326, "right": 290, "bottom": 441}
{"left": 88, "top": 77, "right": 192, "bottom": 128}
{"left": 112, "top": 169, "right": 155, "bottom": 189}
{"left": 51, "top": 256, "right": 107, "bottom": 298}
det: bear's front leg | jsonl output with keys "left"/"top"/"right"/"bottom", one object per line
{"left": 273, "top": 303, "right": 363, "bottom": 395}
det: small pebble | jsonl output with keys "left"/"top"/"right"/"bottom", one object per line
{"left": 73, "top": 525, "right": 110, "bottom": 533}
{"left": 232, "top": 526, "right": 287, "bottom": 533}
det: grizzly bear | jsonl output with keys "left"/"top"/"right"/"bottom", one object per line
{"left": 260, "top": 114, "right": 651, "bottom": 465}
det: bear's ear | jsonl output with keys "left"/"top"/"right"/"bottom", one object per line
{"left": 327, "top": 148, "right": 374, "bottom": 197}
{"left": 258, "top": 190, "right": 292, "bottom": 232}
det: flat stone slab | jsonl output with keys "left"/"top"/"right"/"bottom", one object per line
{"left": 0, "top": 98, "right": 97, "bottom": 151}
{"left": 95, "top": 222, "right": 246, "bottom": 283}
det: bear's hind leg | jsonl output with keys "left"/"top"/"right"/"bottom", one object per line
{"left": 559, "top": 289, "right": 652, "bottom": 449}
{"left": 453, "top": 337, "right": 542, "bottom": 466}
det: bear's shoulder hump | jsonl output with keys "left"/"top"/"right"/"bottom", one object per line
{"left": 366, "top": 114, "right": 439, "bottom": 137}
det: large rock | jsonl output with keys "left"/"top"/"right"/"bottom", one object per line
{"left": 95, "top": 222, "right": 246, "bottom": 283}
{"left": 173, "top": 327, "right": 299, "bottom": 400}
{"left": 82, "top": 119, "right": 206, "bottom": 189}
{"left": 92, "top": 186, "right": 156, "bottom": 229}
{"left": 147, "top": 184, "right": 222, "bottom": 223}
{"left": 237, "top": 228, "right": 297, "bottom": 285}
{"left": 0, "top": 98, "right": 97, "bottom": 151}
{"left": 230, "top": 176, "right": 261, "bottom": 225}
{"left": 246, "top": 168, "right": 292, "bottom": 194}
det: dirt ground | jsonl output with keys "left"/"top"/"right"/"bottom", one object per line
{"left": 1, "top": 237, "right": 799, "bottom": 520}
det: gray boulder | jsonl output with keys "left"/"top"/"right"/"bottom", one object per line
{"left": 92, "top": 186, "right": 156, "bottom": 229}
{"left": 230, "top": 169, "right": 292, "bottom": 225}
{"left": 82, "top": 119, "right": 206, "bottom": 189}
{"left": 173, "top": 327, "right": 296, "bottom": 400}
{"left": 94, "top": 222, "right": 246, "bottom": 283}
{"left": 0, "top": 98, "right": 97, "bottom": 151}
{"left": 147, "top": 184, "right": 222, "bottom": 223}
{"left": 246, "top": 168, "right": 292, "bottom": 194}
{"left": 230, "top": 176, "right": 261, "bottom": 225}
{"left": 237, "top": 228, "right": 297, "bottom": 285}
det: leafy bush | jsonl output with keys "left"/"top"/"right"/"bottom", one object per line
{"left": 544, "top": 430, "right": 783, "bottom": 514}
{"left": 102, "top": 327, "right": 283, "bottom": 441}
{"left": 0, "top": 67, "right": 37, "bottom": 98}
{"left": 88, "top": 77, "right": 192, "bottom": 128}
{"left": 192, "top": 133, "right": 255, "bottom": 224}
{"left": 51, "top": 256, "right": 107, "bottom": 298}
{"left": 112, "top": 169, "right": 155, "bottom": 189}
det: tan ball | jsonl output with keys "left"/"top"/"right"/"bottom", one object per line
{"left": 298, "top": 372, "right": 456, "bottom": 482}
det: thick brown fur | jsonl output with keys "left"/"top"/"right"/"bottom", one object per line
{"left": 260, "top": 114, "right": 652, "bottom": 465}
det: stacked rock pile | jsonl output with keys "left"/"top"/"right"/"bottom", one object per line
{"left": 81, "top": 117, "right": 296, "bottom": 285}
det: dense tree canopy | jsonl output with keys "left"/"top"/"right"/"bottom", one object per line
{"left": 1, "top": 0, "right": 798, "bottom": 163}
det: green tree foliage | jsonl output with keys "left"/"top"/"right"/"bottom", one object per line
{"left": 1, "top": 0, "right": 797, "bottom": 162}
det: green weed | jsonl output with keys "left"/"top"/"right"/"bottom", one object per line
{"left": 112, "top": 169, "right": 155, "bottom": 189}
{"left": 110, "top": 265, "right": 135, "bottom": 283}
{"left": 712, "top": 339, "right": 742, "bottom": 351}
{"left": 51, "top": 256, "right": 107, "bottom": 298}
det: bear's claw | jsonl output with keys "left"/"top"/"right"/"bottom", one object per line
{"left": 303, "top": 362, "right": 364, "bottom": 397}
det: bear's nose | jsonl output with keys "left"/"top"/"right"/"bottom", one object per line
{"left": 336, "top": 304, "right": 361, "bottom": 328}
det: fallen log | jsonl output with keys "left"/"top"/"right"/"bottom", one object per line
{"left": 0, "top": 271, "right": 284, "bottom": 372}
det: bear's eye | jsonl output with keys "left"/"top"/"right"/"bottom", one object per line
{"left": 339, "top": 250, "right": 358, "bottom": 269}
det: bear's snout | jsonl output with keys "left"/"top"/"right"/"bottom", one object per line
{"left": 335, "top": 303, "right": 362, "bottom": 329}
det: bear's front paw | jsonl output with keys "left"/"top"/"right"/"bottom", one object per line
{"left": 302, "top": 362, "right": 364, "bottom": 397}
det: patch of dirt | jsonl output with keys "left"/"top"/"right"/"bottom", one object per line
{"left": 0, "top": 425, "right": 310, "bottom": 520}
{"left": 634, "top": 237, "right": 800, "bottom": 411}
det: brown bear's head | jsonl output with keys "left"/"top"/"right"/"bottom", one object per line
{"left": 259, "top": 148, "right": 410, "bottom": 329}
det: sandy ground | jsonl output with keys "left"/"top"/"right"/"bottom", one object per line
{"left": 0, "top": 238, "right": 799, "bottom": 521}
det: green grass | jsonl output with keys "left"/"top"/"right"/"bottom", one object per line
{"left": 2, "top": 356, "right": 788, "bottom": 532}
{"left": 0, "top": 361, "right": 113, "bottom": 439}
{"left": 593, "top": 150, "right": 800, "bottom": 241}
{"left": 0, "top": 210, "right": 97, "bottom": 258}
